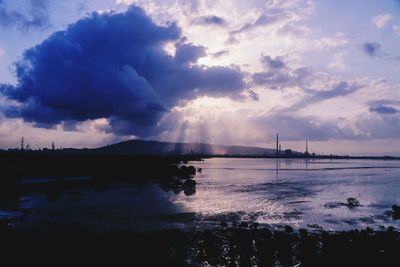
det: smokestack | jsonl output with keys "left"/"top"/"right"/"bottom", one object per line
{"left": 306, "top": 139, "right": 308, "bottom": 154}
{"left": 276, "top": 133, "right": 279, "bottom": 154}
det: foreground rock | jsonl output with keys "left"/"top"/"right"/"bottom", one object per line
{"left": 392, "top": 205, "right": 400, "bottom": 219}
{"left": 324, "top": 197, "right": 361, "bottom": 209}
{"left": 346, "top": 197, "right": 361, "bottom": 208}
{"left": 1, "top": 224, "right": 399, "bottom": 266}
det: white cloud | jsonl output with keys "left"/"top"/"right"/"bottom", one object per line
{"left": 113, "top": 0, "right": 317, "bottom": 73}
{"left": 313, "top": 32, "right": 348, "bottom": 49}
{"left": 393, "top": 25, "right": 400, "bottom": 36}
{"left": 328, "top": 52, "right": 346, "bottom": 69}
{"left": 0, "top": 47, "right": 4, "bottom": 57}
{"left": 372, "top": 13, "right": 392, "bottom": 28}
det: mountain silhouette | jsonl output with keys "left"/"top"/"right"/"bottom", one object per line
{"left": 94, "top": 139, "right": 281, "bottom": 156}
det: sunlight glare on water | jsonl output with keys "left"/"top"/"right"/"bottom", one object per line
{"left": 176, "top": 158, "right": 400, "bottom": 230}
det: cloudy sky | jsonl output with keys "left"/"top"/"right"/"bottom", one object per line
{"left": 0, "top": 0, "right": 399, "bottom": 155}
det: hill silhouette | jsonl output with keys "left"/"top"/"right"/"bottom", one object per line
{"left": 94, "top": 139, "right": 281, "bottom": 156}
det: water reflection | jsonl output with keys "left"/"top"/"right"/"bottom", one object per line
{"left": 180, "top": 158, "right": 400, "bottom": 231}
{"left": 305, "top": 159, "right": 309, "bottom": 173}
{"left": 1, "top": 179, "right": 196, "bottom": 230}
{"left": 2, "top": 158, "right": 400, "bottom": 231}
{"left": 159, "top": 178, "right": 197, "bottom": 196}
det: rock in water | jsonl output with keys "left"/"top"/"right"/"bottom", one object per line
{"left": 183, "top": 179, "right": 196, "bottom": 188}
{"left": 392, "top": 205, "right": 400, "bottom": 219}
{"left": 347, "top": 198, "right": 360, "bottom": 208}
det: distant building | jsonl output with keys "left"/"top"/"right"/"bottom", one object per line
{"left": 284, "top": 149, "right": 292, "bottom": 156}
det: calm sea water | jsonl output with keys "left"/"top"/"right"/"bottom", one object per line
{"left": 3, "top": 158, "right": 400, "bottom": 232}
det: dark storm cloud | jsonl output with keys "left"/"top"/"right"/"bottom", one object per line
{"left": 362, "top": 42, "right": 400, "bottom": 60}
{"left": 286, "top": 81, "right": 364, "bottom": 111}
{"left": 212, "top": 50, "right": 229, "bottom": 58}
{"left": 0, "top": 0, "right": 51, "bottom": 30}
{"left": 304, "top": 81, "right": 361, "bottom": 100}
{"left": 192, "top": 15, "right": 227, "bottom": 26}
{"left": 253, "top": 55, "right": 309, "bottom": 88}
{"left": 252, "top": 60, "right": 311, "bottom": 89}
{"left": 362, "top": 42, "right": 382, "bottom": 57}
{"left": 368, "top": 99, "right": 400, "bottom": 106}
{"left": 248, "top": 90, "right": 259, "bottom": 101}
{"left": 0, "top": 6, "right": 245, "bottom": 136}
{"left": 252, "top": 70, "right": 295, "bottom": 87}
{"left": 262, "top": 56, "right": 285, "bottom": 69}
{"left": 174, "top": 43, "right": 206, "bottom": 64}
{"left": 369, "top": 105, "right": 399, "bottom": 114}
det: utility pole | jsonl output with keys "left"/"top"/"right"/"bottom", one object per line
{"left": 21, "top": 137, "right": 24, "bottom": 150}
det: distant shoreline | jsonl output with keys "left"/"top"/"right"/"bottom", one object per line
{"left": 2, "top": 149, "right": 400, "bottom": 160}
{"left": 3, "top": 138, "right": 400, "bottom": 160}
{"left": 209, "top": 154, "right": 400, "bottom": 160}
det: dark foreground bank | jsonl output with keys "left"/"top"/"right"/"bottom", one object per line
{"left": 1, "top": 224, "right": 399, "bottom": 267}
{"left": 0, "top": 152, "right": 203, "bottom": 203}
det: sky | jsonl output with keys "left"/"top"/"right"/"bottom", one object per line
{"left": 0, "top": 0, "right": 399, "bottom": 155}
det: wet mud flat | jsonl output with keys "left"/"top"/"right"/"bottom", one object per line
{"left": 1, "top": 224, "right": 400, "bottom": 267}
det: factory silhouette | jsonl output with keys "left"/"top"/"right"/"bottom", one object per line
{"left": 11, "top": 134, "right": 314, "bottom": 158}
{"left": 274, "top": 133, "right": 311, "bottom": 158}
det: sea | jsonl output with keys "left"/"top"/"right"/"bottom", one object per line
{"left": 2, "top": 157, "right": 400, "bottom": 232}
